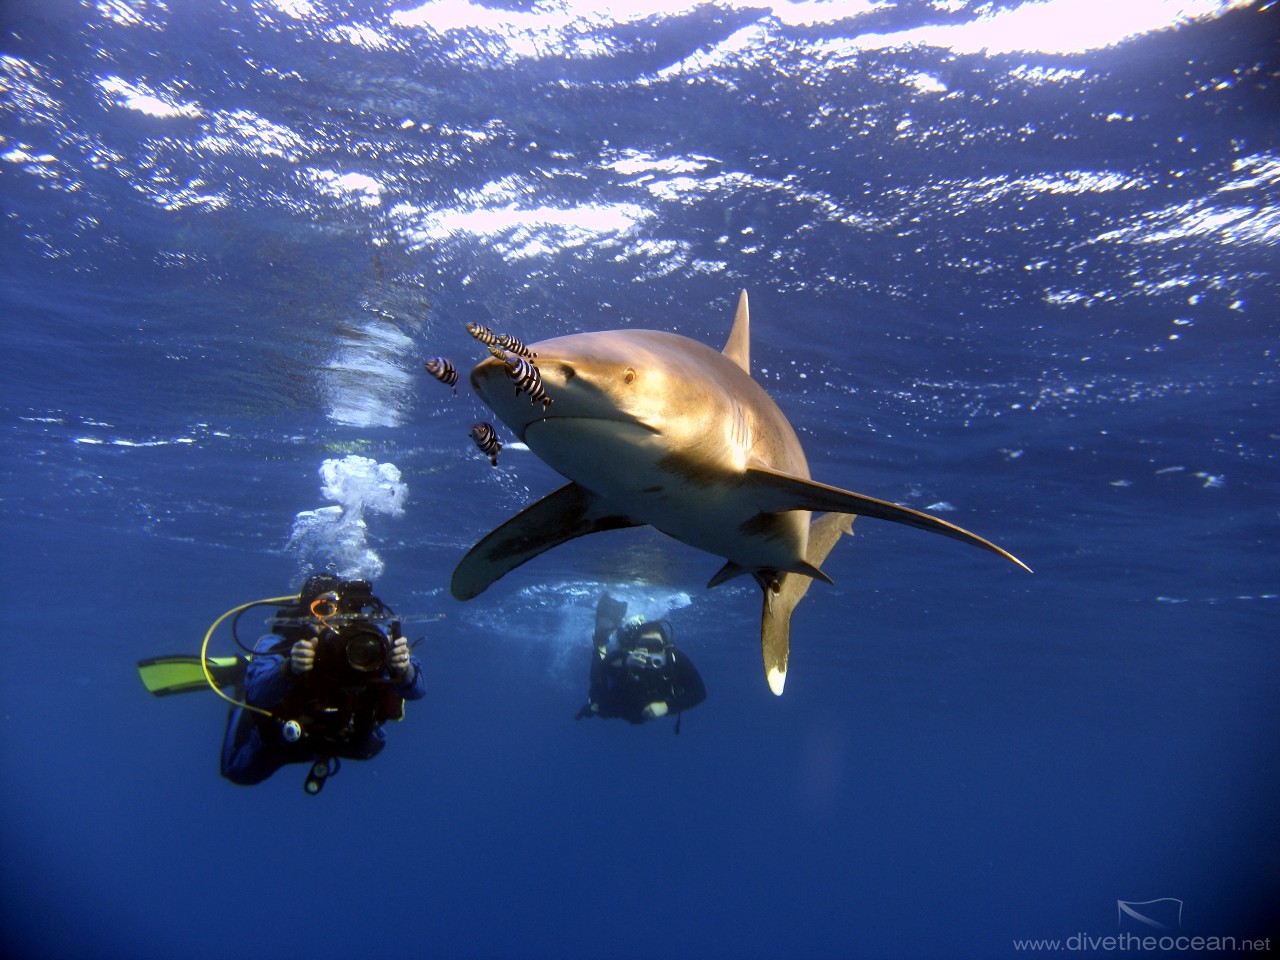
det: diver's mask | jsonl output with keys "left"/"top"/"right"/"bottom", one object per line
{"left": 620, "top": 621, "right": 673, "bottom": 672}
{"left": 617, "top": 618, "right": 673, "bottom": 649}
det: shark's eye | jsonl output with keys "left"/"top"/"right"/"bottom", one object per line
{"left": 623, "top": 368, "right": 636, "bottom": 384}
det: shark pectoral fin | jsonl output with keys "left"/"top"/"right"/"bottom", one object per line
{"left": 451, "top": 483, "right": 643, "bottom": 600}
{"left": 744, "top": 465, "right": 1031, "bottom": 573}
{"left": 759, "top": 512, "right": 856, "bottom": 696}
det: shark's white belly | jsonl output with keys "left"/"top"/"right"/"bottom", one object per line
{"left": 525, "top": 416, "right": 809, "bottom": 573}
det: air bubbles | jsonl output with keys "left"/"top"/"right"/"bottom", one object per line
{"left": 288, "top": 455, "right": 406, "bottom": 581}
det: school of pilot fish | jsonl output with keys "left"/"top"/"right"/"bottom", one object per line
{"left": 422, "top": 320, "right": 555, "bottom": 466}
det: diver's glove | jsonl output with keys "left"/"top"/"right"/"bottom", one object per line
{"left": 289, "top": 637, "right": 317, "bottom": 675}
{"left": 642, "top": 702, "right": 669, "bottom": 720}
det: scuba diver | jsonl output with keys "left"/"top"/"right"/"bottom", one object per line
{"left": 138, "top": 574, "right": 426, "bottom": 794}
{"left": 575, "top": 594, "right": 706, "bottom": 728}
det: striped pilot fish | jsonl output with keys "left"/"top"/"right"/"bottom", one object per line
{"left": 423, "top": 357, "right": 458, "bottom": 394}
{"left": 470, "top": 422, "right": 503, "bottom": 466}
{"left": 495, "top": 332, "right": 536, "bottom": 359}
{"left": 465, "top": 322, "right": 502, "bottom": 348}
{"left": 503, "top": 354, "right": 552, "bottom": 411}
{"left": 466, "top": 322, "right": 536, "bottom": 359}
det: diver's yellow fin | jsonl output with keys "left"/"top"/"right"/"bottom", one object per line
{"left": 761, "top": 513, "right": 855, "bottom": 696}
{"left": 136, "top": 655, "right": 245, "bottom": 697}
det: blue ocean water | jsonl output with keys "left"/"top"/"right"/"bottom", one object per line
{"left": 2, "top": 1, "right": 1277, "bottom": 958}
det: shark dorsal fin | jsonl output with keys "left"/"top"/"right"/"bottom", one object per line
{"left": 721, "top": 289, "right": 750, "bottom": 374}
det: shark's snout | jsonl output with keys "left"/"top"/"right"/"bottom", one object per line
{"left": 469, "top": 352, "right": 582, "bottom": 442}
{"left": 546, "top": 360, "right": 575, "bottom": 384}
{"left": 468, "top": 356, "right": 501, "bottom": 389}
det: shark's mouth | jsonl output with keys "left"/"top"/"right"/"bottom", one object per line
{"left": 521, "top": 414, "right": 659, "bottom": 445}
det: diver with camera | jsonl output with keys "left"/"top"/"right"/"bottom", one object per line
{"left": 212, "top": 574, "right": 427, "bottom": 793}
{"left": 209, "top": 574, "right": 427, "bottom": 793}
{"left": 137, "top": 573, "right": 427, "bottom": 793}
{"left": 575, "top": 594, "right": 706, "bottom": 729}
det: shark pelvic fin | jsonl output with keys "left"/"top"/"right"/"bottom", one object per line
{"left": 451, "top": 482, "right": 643, "bottom": 600}
{"left": 721, "top": 289, "right": 750, "bottom": 374}
{"left": 787, "top": 559, "right": 834, "bottom": 585}
{"left": 761, "top": 512, "right": 855, "bottom": 696}
{"left": 743, "top": 464, "right": 1031, "bottom": 573}
{"left": 707, "top": 559, "right": 750, "bottom": 589}
{"left": 708, "top": 550, "right": 833, "bottom": 591}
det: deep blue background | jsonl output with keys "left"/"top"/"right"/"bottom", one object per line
{"left": 2, "top": 1, "right": 1277, "bottom": 958}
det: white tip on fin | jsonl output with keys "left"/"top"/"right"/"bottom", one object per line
{"left": 767, "top": 666, "right": 786, "bottom": 696}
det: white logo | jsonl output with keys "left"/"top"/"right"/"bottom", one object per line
{"left": 1117, "top": 898, "right": 1183, "bottom": 931}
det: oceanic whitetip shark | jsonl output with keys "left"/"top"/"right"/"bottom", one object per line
{"left": 451, "top": 291, "right": 1030, "bottom": 694}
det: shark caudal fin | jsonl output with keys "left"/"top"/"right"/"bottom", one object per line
{"left": 451, "top": 482, "right": 643, "bottom": 600}
{"left": 761, "top": 512, "right": 855, "bottom": 696}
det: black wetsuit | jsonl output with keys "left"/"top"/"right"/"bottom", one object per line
{"left": 220, "top": 634, "right": 426, "bottom": 785}
{"left": 581, "top": 642, "right": 706, "bottom": 724}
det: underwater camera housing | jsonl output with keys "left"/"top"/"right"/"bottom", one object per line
{"left": 278, "top": 577, "right": 399, "bottom": 684}
{"left": 319, "top": 618, "right": 393, "bottom": 678}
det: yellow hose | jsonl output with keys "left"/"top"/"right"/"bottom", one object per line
{"left": 200, "top": 595, "right": 299, "bottom": 717}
